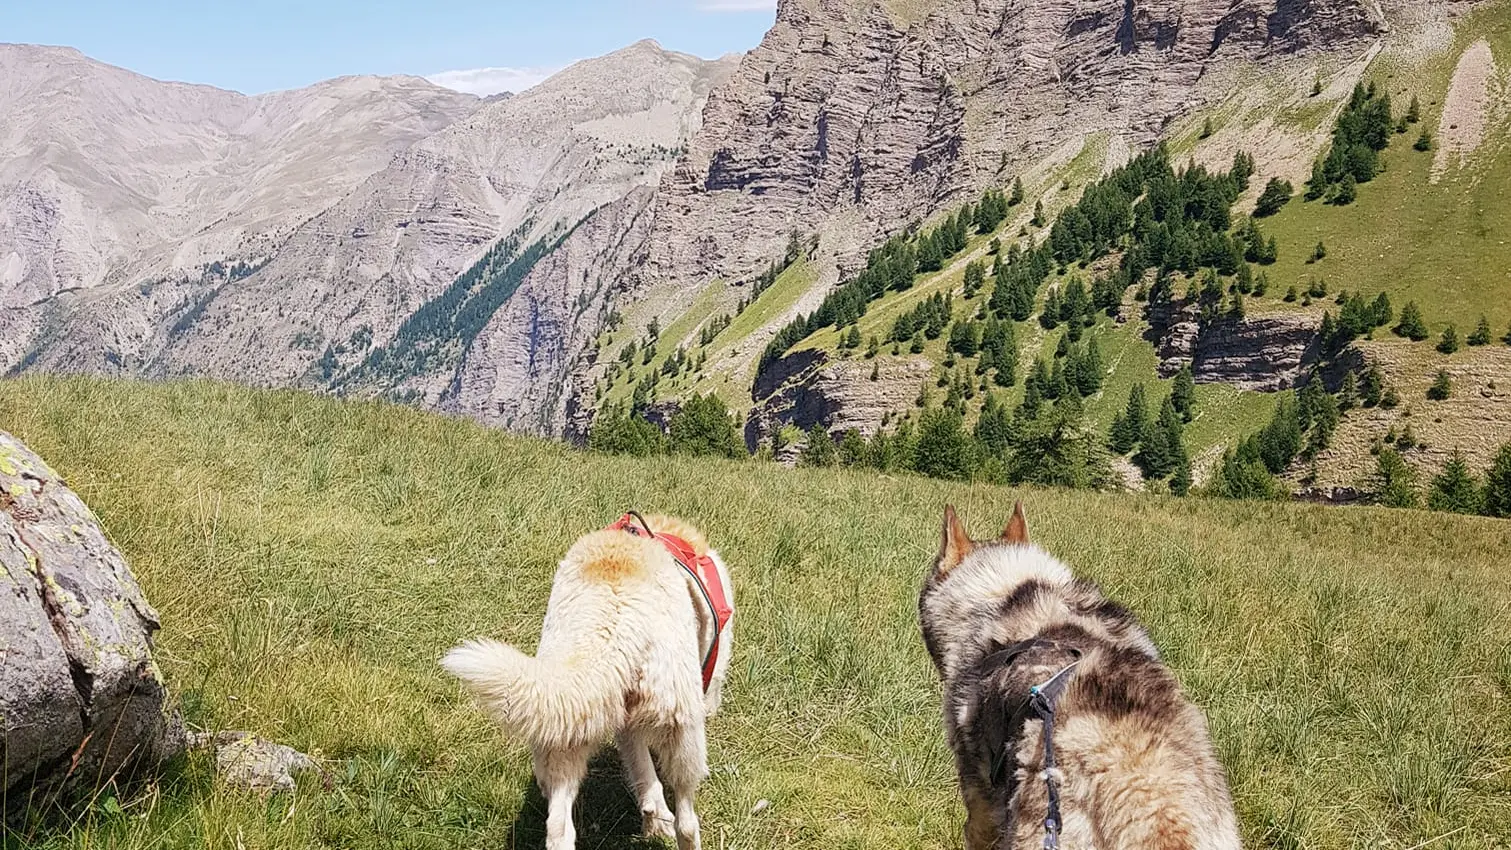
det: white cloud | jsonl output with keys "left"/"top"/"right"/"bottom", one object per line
{"left": 425, "top": 65, "right": 565, "bottom": 97}
{"left": 696, "top": 0, "right": 776, "bottom": 11}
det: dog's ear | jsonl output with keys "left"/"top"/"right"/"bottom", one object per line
{"left": 1001, "top": 501, "right": 1030, "bottom": 546}
{"left": 936, "top": 504, "right": 974, "bottom": 577}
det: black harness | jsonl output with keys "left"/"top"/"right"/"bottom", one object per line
{"left": 982, "top": 638, "right": 1082, "bottom": 850}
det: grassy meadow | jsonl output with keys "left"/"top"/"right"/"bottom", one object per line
{"left": 2, "top": 377, "right": 1509, "bottom": 849}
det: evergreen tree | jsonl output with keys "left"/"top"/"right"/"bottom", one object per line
{"left": 1437, "top": 324, "right": 1460, "bottom": 354}
{"left": 1199, "top": 116, "right": 1214, "bottom": 139}
{"left": 865, "top": 335, "right": 880, "bottom": 359}
{"left": 1009, "top": 177, "right": 1025, "bottom": 206}
{"left": 837, "top": 428, "right": 869, "bottom": 467}
{"left": 1405, "top": 94, "right": 1421, "bottom": 123}
{"left": 1337, "top": 370, "right": 1359, "bottom": 411}
{"left": 1254, "top": 178, "right": 1293, "bottom": 217}
{"left": 1468, "top": 315, "right": 1493, "bottom": 346}
{"left": 963, "top": 260, "right": 986, "bottom": 298}
{"left": 918, "top": 234, "right": 944, "bottom": 272}
{"left": 869, "top": 360, "right": 880, "bottom": 381}
{"left": 589, "top": 406, "right": 666, "bottom": 456}
{"left": 1372, "top": 447, "right": 1419, "bottom": 508}
{"left": 1414, "top": 129, "right": 1433, "bottom": 151}
{"left": 669, "top": 394, "right": 746, "bottom": 459}
{"left": 1332, "top": 173, "right": 1357, "bottom": 205}
{"left": 1170, "top": 365, "right": 1196, "bottom": 423}
{"left": 1394, "top": 301, "right": 1429, "bottom": 340}
{"left": 1209, "top": 443, "right": 1283, "bottom": 500}
{"left": 1361, "top": 364, "right": 1384, "bottom": 407}
{"left": 1481, "top": 442, "right": 1511, "bottom": 518}
{"left": 974, "top": 393, "right": 1015, "bottom": 458}
{"left": 910, "top": 332, "right": 926, "bottom": 354}
{"left": 1170, "top": 456, "right": 1193, "bottom": 497}
{"left": 1109, "top": 384, "right": 1150, "bottom": 454}
{"left": 1032, "top": 200, "right": 1046, "bottom": 228}
{"left": 914, "top": 407, "right": 975, "bottom": 481}
{"left": 800, "top": 424, "right": 838, "bottom": 467}
{"left": 1428, "top": 450, "right": 1483, "bottom": 514}
{"left": 1370, "top": 292, "right": 1393, "bottom": 327}
{"left": 1427, "top": 368, "right": 1452, "bottom": 400}
{"left": 1135, "top": 397, "right": 1186, "bottom": 479}
{"left": 844, "top": 324, "right": 863, "bottom": 349}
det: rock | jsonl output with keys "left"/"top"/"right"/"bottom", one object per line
{"left": 187, "top": 731, "right": 320, "bottom": 794}
{"left": 1153, "top": 304, "right": 1320, "bottom": 391}
{"left": 0, "top": 430, "right": 181, "bottom": 804}
{"left": 748, "top": 349, "right": 932, "bottom": 446}
{"left": 646, "top": 0, "right": 1390, "bottom": 293}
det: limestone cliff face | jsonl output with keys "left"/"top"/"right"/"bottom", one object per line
{"left": 647, "top": 0, "right": 1385, "bottom": 292}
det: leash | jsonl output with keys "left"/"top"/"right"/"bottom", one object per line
{"left": 1027, "top": 660, "right": 1080, "bottom": 850}
{"left": 610, "top": 512, "right": 727, "bottom": 691}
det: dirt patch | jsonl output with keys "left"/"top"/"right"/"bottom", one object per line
{"left": 1432, "top": 40, "right": 1498, "bottom": 182}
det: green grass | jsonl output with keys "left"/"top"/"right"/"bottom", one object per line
{"left": 2, "top": 376, "right": 1509, "bottom": 849}
{"left": 1260, "top": 5, "right": 1511, "bottom": 334}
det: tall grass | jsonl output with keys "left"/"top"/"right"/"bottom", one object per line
{"left": 2, "top": 376, "right": 1508, "bottom": 849}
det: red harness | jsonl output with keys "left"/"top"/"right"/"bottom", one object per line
{"left": 606, "top": 513, "right": 732, "bottom": 692}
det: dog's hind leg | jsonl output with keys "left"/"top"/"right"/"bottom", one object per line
{"left": 534, "top": 743, "right": 592, "bottom": 850}
{"left": 654, "top": 721, "right": 709, "bottom": 850}
{"left": 617, "top": 728, "right": 675, "bottom": 840}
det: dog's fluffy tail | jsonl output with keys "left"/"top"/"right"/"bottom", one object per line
{"left": 442, "top": 638, "right": 623, "bottom": 749}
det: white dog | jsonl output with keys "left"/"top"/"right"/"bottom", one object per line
{"left": 443, "top": 513, "right": 734, "bottom": 850}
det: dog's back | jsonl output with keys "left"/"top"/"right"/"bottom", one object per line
{"left": 444, "top": 516, "right": 731, "bottom": 751}
{"left": 921, "top": 505, "right": 1240, "bottom": 850}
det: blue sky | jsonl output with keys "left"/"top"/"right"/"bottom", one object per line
{"left": 8, "top": 0, "right": 776, "bottom": 95}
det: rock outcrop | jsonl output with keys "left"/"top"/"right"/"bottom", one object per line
{"left": 1153, "top": 305, "right": 1321, "bottom": 390}
{"left": 646, "top": 0, "right": 1387, "bottom": 293}
{"left": 0, "top": 431, "right": 180, "bottom": 803}
{"left": 747, "top": 349, "right": 932, "bottom": 446}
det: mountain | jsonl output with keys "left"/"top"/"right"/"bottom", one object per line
{"left": 591, "top": 0, "right": 1511, "bottom": 498}
{"left": 0, "top": 44, "right": 480, "bottom": 368}
{"left": 0, "top": 41, "right": 736, "bottom": 439}
{"left": 4, "top": 0, "right": 1510, "bottom": 503}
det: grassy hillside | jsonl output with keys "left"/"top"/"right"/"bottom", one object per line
{"left": 2, "top": 377, "right": 1509, "bottom": 849}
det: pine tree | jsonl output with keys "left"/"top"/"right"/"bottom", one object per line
{"left": 1428, "top": 450, "right": 1483, "bottom": 514}
{"left": 1337, "top": 370, "right": 1359, "bottom": 411}
{"left": 668, "top": 394, "right": 745, "bottom": 459}
{"left": 1361, "top": 364, "right": 1384, "bottom": 407}
{"left": 844, "top": 324, "right": 863, "bottom": 349}
{"left": 1134, "top": 397, "right": 1185, "bottom": 479}
{"left": 914, "top": 406, "right": 975, "bottom": 481}
{"left": 1414, "top": 128, "right": 1433, "bottom": 152}
{"left": 800, "top": 424, "right": 838, "bottom": 467}
{"left": 1032, "top": 200, "right": 1046, "bottom": 228}
{"left": 837, "top": 428, "right": 869, "bottom": 467}
{"left": 1394, "top": 301, "right": 1429, "bottom": 340}
{"left": 865, "top": 335, "right": 880, "bottom": 359}
{"left": 974, "top": 393, "right": 1014, "bottom": 457}
{"left": 1171, "top": 365, "right": 1196, "bottom": 422}
{"left": 1332, "top": 173, "right": 1357, "bottom": 205}
{"left": 1468, "top": 315, "right": 1493, "bottom": 346}
{"left": 1109, "top": 384, "right": 1150, "bottom": 454}
{"left": 1405, "top": 94, "right": 1421, "bottom": 124}
{"left": 1199, "top": 116, "right": 1214, "bottom": 139}
{"left": 963, "top": 260, "right": 986, "bottom": 298}
{"left": 1427, "top": 368, "right": 1452, "bottom": 400}
{"left": 1009, "top": 177, "right": 1025, "bottom": 206}
{"left": 1170, "top": 456, "right": 1193, "bottom": 497}
{"left": 1253, "top": 178, "right": 1294, "bottom": 219}
{"left": 869, "top": 361, "right": 880, "bottom": 381}
{"left": 1372, "top": 447, "right": 1419, "bottom": 508}
{"left": 1437, "top": 324, "right": 1460, "bottom": 354}
{"left": 910, "top": 332, "right": 926, "bottom": 354}
{"left": 1370, "top": 292, "right": 1393, "bottom": 327}
{"left": 1481, "top": 442, "right": 1511, "bottom": 518}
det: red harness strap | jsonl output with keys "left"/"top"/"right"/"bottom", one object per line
{"left": 606, "top": 513, "right": 732, "bottom": 692}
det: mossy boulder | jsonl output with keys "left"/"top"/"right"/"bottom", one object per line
{"left": 1, "top": 430, "right": 181, "bottom": 806}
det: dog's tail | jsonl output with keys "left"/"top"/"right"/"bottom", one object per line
{"left": 442, "top": 638, "right": 623, "bottom": 748}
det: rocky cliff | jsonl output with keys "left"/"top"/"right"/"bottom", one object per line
{"left": 645, "top": 0, "right": 1387, "bottom": 295}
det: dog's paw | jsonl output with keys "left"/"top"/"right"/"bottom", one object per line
{"left": 642, "top": 812, "right": 676, "bottom": 841}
